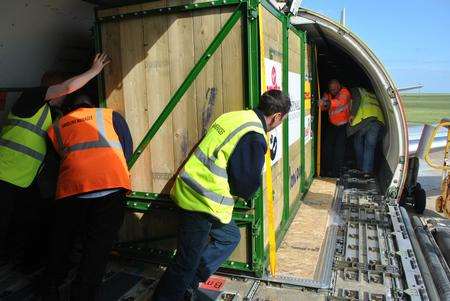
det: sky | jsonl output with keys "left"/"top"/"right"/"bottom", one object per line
{"left": 301, "top": 0, "right": 450, "bottom": 93}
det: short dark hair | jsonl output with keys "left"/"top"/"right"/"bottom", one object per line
{"left": 258, "top": 90, "right": 291, "bottom": 116}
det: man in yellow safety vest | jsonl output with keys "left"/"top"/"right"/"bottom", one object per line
{"left": 347, "top": 87, "right": 385, "bottom": 174}
{"left": 153, "top": 90, "right": 291, "bottom": 301}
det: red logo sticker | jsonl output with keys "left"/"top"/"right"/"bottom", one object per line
{"left": 199, "top": 276, "right": 226, "bottom": 291}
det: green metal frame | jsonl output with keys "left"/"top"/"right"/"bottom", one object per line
{"left": 95, "top": 0, "right": 313, "bottom": 277}
{"left": 300, "top": 31, "right": 307, "bottom": 192}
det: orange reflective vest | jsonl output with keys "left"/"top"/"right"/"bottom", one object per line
{"left": 322, "top": 87, "right": 351, "bottom": 126}
{"left": 47, "top": 107, "right": 131, "bottom": 200}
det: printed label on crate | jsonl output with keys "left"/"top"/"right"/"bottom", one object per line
{"left": 264, "top": 58, "right": 282, "bottom": 91}
{"left": 304, "top": 80, "right": 312, "bottom": 111}
{"left": 269, "top": 124, "right": 283, "bottom": 164}
{"left": 304, "top": 114, "right": 312, "bottom": 144}
{"left": 288, "top": 71, "right": 301, "bottom": 145}
{"left": 199, "top": 276, "right": 226, "bottom": 291}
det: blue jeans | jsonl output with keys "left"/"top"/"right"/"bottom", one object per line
{"left": 152, "top": 210, "right": 241, "bottom": 301}
{"left": 353, "top": 122, "right": 382, "bottom": 173}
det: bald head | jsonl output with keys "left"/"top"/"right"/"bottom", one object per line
{"left": 328, "top": 79, "right": 341, "bottom": 97}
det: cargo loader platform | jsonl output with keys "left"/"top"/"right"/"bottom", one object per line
{"left": 0, "top": 170, "right": 431, "bottom": 300}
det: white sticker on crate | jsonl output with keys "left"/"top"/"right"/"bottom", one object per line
{"left": 288, "top": 71, "right": 301, "bottom": 145}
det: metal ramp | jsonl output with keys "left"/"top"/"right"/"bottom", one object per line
{"left": 0, "top": 170, "right": 431, "bottom": 300}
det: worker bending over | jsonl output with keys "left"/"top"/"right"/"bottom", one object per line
{"left": 153, "top": 90, "right": 291, "bottom": 301}
{"left": 0, "top": 53, "right": 110, "bottom": 260}
{"left": 320, "top": 79, "right": 351, "bottom": 177}
{"left": 347, "top": 87, "right": 385, "bottom": 175}
{"left": 43, "top": 93, "right": 133, "bottom": 300}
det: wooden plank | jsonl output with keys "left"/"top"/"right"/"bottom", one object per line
{"left": 289, "top": 143, "right": 301, "bottom": 206}
{"left": 119, "top": 16, "right": 153, "bottom": 193}
{"left": 101, "top": 20, "right": 124, "bottom": 115}
{"left": 277, "top": 178, "right": 336, "bottom": 278}
{"left": 143, "top": 14, "right": 174, "bottom": 193}
{"left": 229, "top": 227, "right": 250, "bottom": 263}
{"left": 193, "top": 8, "right": 224, "bottom": 136}
{"left": 168, "top": 12, "right": 199, "bottom": 174}
{"left": 220, "top": 6, "right": 245, "bottom": 113}
{"left": 116, "top": 12, "right": 152, "bottom": 241}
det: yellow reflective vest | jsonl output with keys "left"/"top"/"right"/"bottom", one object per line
{"left": 171, "top": 110, "right": 266, "bottom": 223}
{"left": 350, "top": 88, "right": 385, "bottom": 128}
{"left": 0, "top": 104, "right": 52, "bottom": 187}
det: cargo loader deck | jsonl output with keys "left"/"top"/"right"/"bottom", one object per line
{"left": 0, "top": 169, "right": 431, "bottom": 300}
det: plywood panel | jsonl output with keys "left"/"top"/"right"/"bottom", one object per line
{"left": 101, "top": 21, "right": 124, "bottom": 115}
{"left": 119, "top": 16, "right": 153, "bottom": 193}
{"left": 168, "top": 12, "right": 198, "bottom": 173}
{"left": 193, "top": 8, "right": 224, "bottom": 136}
{"left": 277, "top": 178, "right": 336, "bottom": 278}
{"left": 221, "top": 6, "right": 245, "bottom": 113}
{"left": 288, "top": 31, "right": 302, "bottom": 207}
{"left": 102, "top": 6, "right": 246, "bottom": 243}
{"left": 143, "top": 14, "right": 174, "bottom": 193}
{"left": 229, "top": 226, "right": 250, "bottom": 263}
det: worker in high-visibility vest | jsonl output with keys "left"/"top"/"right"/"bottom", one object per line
{"left": 153, "top": 90, "right": 291, "bottom": 301}
{"left": 43, "top": 94, "right": 133, "bottom": 300}
{"left": 0, "top": 53, "right": 110, "bottom": 261}
{"left": 320, "top": 79, "right": 351, "bottom": 177}
{"left": 347, "top": 87, "right": 385, "bottom": 174}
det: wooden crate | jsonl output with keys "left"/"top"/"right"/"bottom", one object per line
{"left": 97, "top": 0, "right": 311, "bottom": 275}
{"left": 100, "top": 4, "right": 246, "bottom": 243}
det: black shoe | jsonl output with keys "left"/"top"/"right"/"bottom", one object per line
{"left": 40, "top": 284, "right": 60, "bottom": 301}
{"left": 70, "top": 281, "right": 99, "bottom": 301}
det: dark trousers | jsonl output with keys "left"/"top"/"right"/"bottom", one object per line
{"left": 152, "top": 210, "right": 241, "bottom": 301}
{"left": 44, "top": 190, "right": 125, "bottom": 300}
{"left": 0, "top": 179, "right": 52, "bottom": 267}
{"left": 354, "top": 122, "right": 382, "bottom": 173}
{"left": 324, "top": 124, "right": 347, "bottom": 177}
{"left": 0, "top": 180, "right": 21, "bottom": 257}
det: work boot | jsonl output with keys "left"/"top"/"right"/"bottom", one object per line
{"left": 70, "top": 281, "right": 99, "bottom": 301}
{"left": 39, "top": 283, "right": 61, "bottom": 301}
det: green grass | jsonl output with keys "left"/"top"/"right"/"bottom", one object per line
{"left": 401, "top": 93, "right": 450, "bottom": 124}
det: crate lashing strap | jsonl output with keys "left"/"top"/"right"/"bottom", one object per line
{"left": 258, "top": 3, "right": 277, "bottom": 276}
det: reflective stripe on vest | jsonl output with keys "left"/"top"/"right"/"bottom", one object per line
{"left": 193, "top": 148, "right": 228, "bottom": 179}
{"left": 1, "top": 105, "right": 50, "bottom": 155}
{"left": 172, "top": 110, "right": 266, "bottom": 223}
{"left": 0, "top": 138, "right": 45, "bottom": 161}
{"left": 53, "top": 109, "right": 122, "bottom": 157}
{"left": 192, "top": 121, "right": 264, "bottom": 180}
{"left": 0, "top": 103, "right": 52, "bottom": 187}
{"left": 48, "top": 107, "right": 130, "bottom": 199}
{"left": 329, "top": 103, "right": 350, "bottom": 116}
{"left": 179, "top": 171, "right": 235, "bottom": 206}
